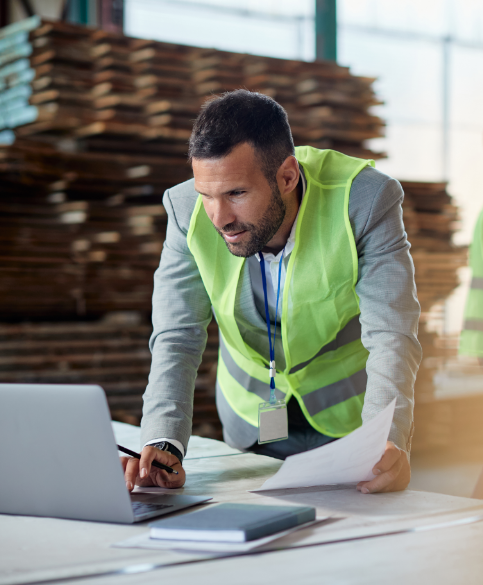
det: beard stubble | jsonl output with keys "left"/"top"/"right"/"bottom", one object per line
{"left": 214, "top": 187, "right": 287, "bottom": 258}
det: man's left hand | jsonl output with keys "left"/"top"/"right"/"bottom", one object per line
{"left": 357, "top": 441, "right": 410, "bottom": 494}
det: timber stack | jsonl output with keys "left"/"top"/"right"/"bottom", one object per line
{"left": 0, "top": 17, "right": 470, "bottom": 448}
{"left": 0, "top": 16, "right": 385, "bottom": 156}
{"left": 401, "top": 180, "right": 465, "bottom": 315}
{"left": 0, "top": 318, "right": 221, "bottom": 438}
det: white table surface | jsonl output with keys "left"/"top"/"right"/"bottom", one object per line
{"left": 1, "top": 421, "right": 483, "bottom": 585}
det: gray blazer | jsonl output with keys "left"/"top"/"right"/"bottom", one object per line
{"left": 140, "top": 165, "right": 422, "bottom": 454}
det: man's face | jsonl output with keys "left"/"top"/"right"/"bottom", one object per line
{"left": 192, "top": 143, "right": 286, "bottom": 257}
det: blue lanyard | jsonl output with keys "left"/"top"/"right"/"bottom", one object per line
{"left": 259, "top": 249, "right": 284, "bottom": 405}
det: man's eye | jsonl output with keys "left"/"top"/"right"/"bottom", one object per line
{"left": 231, "top": 191, "right": 245, "bottom": 196}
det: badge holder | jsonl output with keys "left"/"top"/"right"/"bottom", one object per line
{"left": 258, "top": 399, "right": 288, "bottom": 444}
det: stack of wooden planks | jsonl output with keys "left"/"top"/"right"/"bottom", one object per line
{"left": 0, "top": 138, "right": 193, "bottom": 318}
{"left": 0, "top": 15, "right": 388, "bottom": 318}
{"left": 243, "top": 54, "right": 385, "bottom": 159}
{"left": 128, "top": 39, "right": 200, "bottom": 148}
{"left": 0, "top": 317, "right": 222, "bottom": 438}
{"left": 0, "top": 17, "right": 385, "bottom": 159}
{"left": 77, "top": 30, "right": 155, "bottom": 143}
{"left": 0, "top": 17, "right": 472, "bottom": 447}
{"left": 8, "top": 18, "right": 96, "bottom": 140}
{"left": 0, "top": 17, "right": 39, "bottom": 142}
{"left": 401, "top": 180, "right": 467, "bottom": 315}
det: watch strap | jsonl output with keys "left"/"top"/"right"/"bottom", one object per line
{"left": 151, "top": 441, "right": 184, "bottom": 464}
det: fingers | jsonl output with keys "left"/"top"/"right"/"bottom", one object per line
{"left": 139, "top": 446, "right": 159, "bottom": 480}
{"left": 372, "top": 442, "right": 401, "bottom": 475}
{"left": 153, "top": 468, "right": 185, "bottom": 489}
{"left": 356, "top": 442, "right": 411, "bottom": 494}
{"left": 149, "top": 450, "right": 186, "bottom": 489}
{"left": 122, "top": 447, "right": 187, "bottom": 491}
{"left": 124, "top": 457, "right": 140, "bottom": 492}
{"left": 357, "top": 455, "right": 404, "bottom": 494}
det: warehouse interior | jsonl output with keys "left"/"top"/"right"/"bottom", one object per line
{"left": 4, "top": 2, "right": 483, "bottom": 583}
{"left": 1, "top": 0, "right": 483, "bottom": 502}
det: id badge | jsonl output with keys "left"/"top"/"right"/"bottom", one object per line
{"left": 258, "top": 400, "right": 288, "bottom": 444}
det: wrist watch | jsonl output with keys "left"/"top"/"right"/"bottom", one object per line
{"left": 151, "top": 441, "right": 183, "bottom": 464}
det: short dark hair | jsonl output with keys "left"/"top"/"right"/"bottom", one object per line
{"left": 188, "top": 90, "right": 295, "bottom": 188}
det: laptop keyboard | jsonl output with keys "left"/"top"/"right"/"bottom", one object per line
{"left": 132, "top": 501, "right": 174, "bottom": 516}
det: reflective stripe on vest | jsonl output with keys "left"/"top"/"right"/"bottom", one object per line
{"left": 470, "top": 277, "right": 483, "bottom": 290}
{"left": 463, "top": 320, "right": 483, "bottom": 332}
{"left": 219, "top": 336, "right": 285, "bottom": 402}
{"left": 289, "top": 315, "right": 362, "bottom": 374}
{"left": 188, "top": 147, "right": 374, "bottom": 437}
{"left": 302, "top": 368, "right": 367, "bottom": 415}
{"left": 220, "top": 331, "right": 366, "bottom": 413}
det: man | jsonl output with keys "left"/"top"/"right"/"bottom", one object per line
{"left": 459, "top": 208, "right": 483, "bottom": 364}
{"left": 459, "top": 207, "right": 483, "bottom": 500}
{"left": 122, "top": 90, "right": 422, "bottom": 494}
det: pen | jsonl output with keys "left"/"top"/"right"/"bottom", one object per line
{"left": 117, "top": 444, "right": 179, "bottom": 475}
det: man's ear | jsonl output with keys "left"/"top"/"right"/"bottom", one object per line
{"left": 277, "top": 155, "right": 300, "bottom": 195}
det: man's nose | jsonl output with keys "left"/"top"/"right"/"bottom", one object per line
{"left": 210, "top": 200, "right": 236, "bottom": 231}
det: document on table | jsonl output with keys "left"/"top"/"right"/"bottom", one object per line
{"left": 254, "top": 398, "right": 396, "bottom": 491}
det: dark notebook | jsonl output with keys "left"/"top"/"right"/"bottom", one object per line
{"left": 149, "top": 502, "right": 316, "bottom": 542}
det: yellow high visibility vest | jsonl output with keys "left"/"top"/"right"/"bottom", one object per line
{"left": 188, "top": 147, "right": 374, "bottom": 437}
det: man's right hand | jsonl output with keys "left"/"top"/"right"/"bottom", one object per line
{"left": 121, "top": 446, "right": 186, "bottom": 491}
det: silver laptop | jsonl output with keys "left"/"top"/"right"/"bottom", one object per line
{"left": 0, "top": 384, "right": 211, "bottom": 523}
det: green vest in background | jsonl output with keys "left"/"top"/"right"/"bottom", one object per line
{"left": 188, "top": 147, "right": 374, "bottom": 437}
{"left": 459, "top": 208, "right": 483, "bottom": 358}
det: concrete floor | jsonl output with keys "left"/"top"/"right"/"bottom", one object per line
{"left": 409, "top": 368, "right": 483, "bottom": 499}
{"left": 410, "top": 459, "right": 482, "bottom": 498}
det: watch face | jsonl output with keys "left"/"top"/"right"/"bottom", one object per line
{"left": 153, "top": 441, "right": 182, "bottom": 463}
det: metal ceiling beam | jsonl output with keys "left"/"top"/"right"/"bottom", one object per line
{"left": 61, "top": 0, "right": 90, "bottom": 25}
{"left": 315, "top": 0, "right": 337, "bottom": 62}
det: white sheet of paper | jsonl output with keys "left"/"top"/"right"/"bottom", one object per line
{"left": 254, "top": 398, "right": 396, "bottom": 491}
{"left": 112, "top": 519, "right": 326, "bottom": 553}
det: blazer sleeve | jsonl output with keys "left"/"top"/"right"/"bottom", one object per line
{"left": 140, "top": 188, "right": 212, "bottom": 453}
{"left": 349, "top": 167, "right": 422, "bottom": 453}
